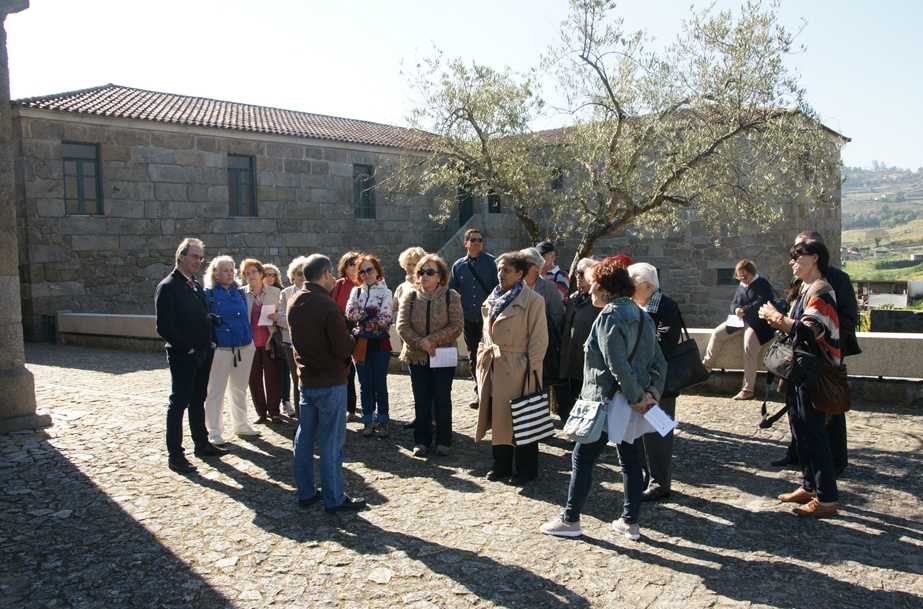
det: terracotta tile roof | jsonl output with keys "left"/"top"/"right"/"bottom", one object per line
{"left": 13, "top": 84, "right": 424, "bottom": 149}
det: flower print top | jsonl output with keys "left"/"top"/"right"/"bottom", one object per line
{"left": 346, "top": 279, "right": 394, "bottom": 340}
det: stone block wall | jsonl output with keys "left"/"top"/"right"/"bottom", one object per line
{"left": 13, "top": 112, "right": 457, "bottom": 340}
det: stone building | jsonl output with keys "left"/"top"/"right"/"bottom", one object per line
{"left": 12, "top": 84, "right": 845, "bottom": 341}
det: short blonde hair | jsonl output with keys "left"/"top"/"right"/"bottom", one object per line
{"left": 204, "top": 255, "right": 236, "bottom": 289}
{"left": 399, "top": 247, "right": 427, "bottom": 270}
{"left": 287, "top": 255, "right": 310, "bottom": 283}
{"left": 413, "top": 253, "right": 450, "bottom": 289}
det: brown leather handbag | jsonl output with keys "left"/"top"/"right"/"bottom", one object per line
{"left": 810, "top": 353, "right": 851, "bottom": 415}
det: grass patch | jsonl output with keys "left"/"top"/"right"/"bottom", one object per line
{"left": 840, "top": 255, "right": 923, "bottom": 281}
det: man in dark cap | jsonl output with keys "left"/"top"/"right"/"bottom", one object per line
{"left": 536, "top": 241, "right": 569, "bottom": 304}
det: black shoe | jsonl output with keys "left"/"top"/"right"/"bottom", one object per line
{"left": 325, "top": 496, "right": 367, "bottom": 514}
{"left": 168, "top": 459, "right": 197, "bottom": 474}
{"left": 255, "top": 417, "right": 269, "bottom": 425}
{"left": 298, "top": 489, "right": 323, "bottom": 508}
{"left": 195, "top": 444, "right": 230, "bottom": 457}
{"left": 468, "top": 400, "right": 479, "bottom": 410}
{"left": 641, "top": 488, "right": 671, "bottom": 502}
{"left": 403, "top": 421, "right": 416, "bottom": 430}
{"left": 770, "top": 453, "right": 799, "bottom": 467}
{"left": 486, "top": 469, "right": 512, "bottom": 482}
{"left": 510, "top": 472, "right": 536, "bottom": 486}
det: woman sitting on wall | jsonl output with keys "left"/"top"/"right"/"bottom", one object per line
{"left": 702, "top": 260, "right": 775, "bottom": 400}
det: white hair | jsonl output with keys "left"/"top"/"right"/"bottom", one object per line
{"left": 520, "top": 247, "right": 544, "bottom": 269}
{"left": 627, "top": 262, "right": 660, "bottom": 290}
{"left": 204, "top": 255, "right": 236, "bottom": 289}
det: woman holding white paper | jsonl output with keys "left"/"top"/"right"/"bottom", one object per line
{"left": 397, "top": 254, "right": 463, "bottom": 457}
{"left": 702, "top": 260, "right": 775, "bottom": 400}
{"left": 541, "top": 257, "right": 666, "bottom": 540}
{"left": 241, "top": 258, "right": 284, "bottom": 424}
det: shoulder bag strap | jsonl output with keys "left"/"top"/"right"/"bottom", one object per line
{"left": 675, "top": 306, "right": 691, "bottom": 342}
{"left": 465, "top": 258, "right": 491, "bottom": 295}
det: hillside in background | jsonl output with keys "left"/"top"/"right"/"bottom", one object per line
{"left": 840, "top": 165, "right": 923, "bottom": 281}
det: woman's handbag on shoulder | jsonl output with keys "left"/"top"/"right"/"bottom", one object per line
{"left": 563, "top": 309, "right": 645, "bottom": 443}
{"left": 663, "top": 312, "right": 710, "bottom": 396}
{"left": 268, "top": 327, "right": 287, "bottom": 361}
{"left": 510, "top": 355, "right": 555, "bottom": 446}
{"left": 811, "top": 353, "right": 851, "bottom": 414}
{"left": 762, "top": 324, "right": 820, "bottom": 389}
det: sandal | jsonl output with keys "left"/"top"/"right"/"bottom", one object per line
{"left": 732, "top": 391, "right": 755, "bottom": 401}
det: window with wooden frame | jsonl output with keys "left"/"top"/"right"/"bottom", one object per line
{"left": 228, "top": 155, "right": 256, "bottom": 216}
{"left": 62, "top": 143, "right": 101, "bottom": 215}
{"left": 353, "top": 164, "right": 375, "bottom": 219}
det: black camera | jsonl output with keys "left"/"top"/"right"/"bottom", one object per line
{"left": 205, "top": 313, "right": 223, "bottom": 328}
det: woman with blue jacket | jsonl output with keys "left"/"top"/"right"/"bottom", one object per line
{"left": 203, "top": 256, "right": 261, "bottom": 445}
{"left": 541, "top": 257, "right": 666, "bottom": 540}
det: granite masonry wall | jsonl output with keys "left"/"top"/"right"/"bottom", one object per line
{"left": 13, "top": 109, "right": 843, "bottom": 340}
{"left": 12, "top": 110, "right": 457, "bottom": 340}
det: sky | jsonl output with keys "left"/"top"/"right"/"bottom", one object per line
{"left": 7, "top": 0, "right": 922, "bottom": 170}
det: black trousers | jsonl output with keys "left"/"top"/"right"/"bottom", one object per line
{"left": 639, "top": 396, "right": 676, "bottom": 493}
{"left": 166, "top": 347, "right": 213, "bottom": 460}
{"left": 463, "top": 319, "right": 483, "bottom": 388}
{"left": 785, "top": 412, "right": 847, "bottom": 471}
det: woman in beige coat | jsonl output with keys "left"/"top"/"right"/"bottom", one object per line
{"left": 476, "top": 251, "right": 549, "bottom": 485}
{"left": 241, "top": 258, "right": 284, "bottom": 423}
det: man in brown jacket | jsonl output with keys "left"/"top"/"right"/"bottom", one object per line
{"left": 288, "top": 254, "right": 366, "bottom": 513}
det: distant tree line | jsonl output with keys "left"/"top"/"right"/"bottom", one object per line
{"left": 845, "top": 204, "right": 918, "bottom": 229}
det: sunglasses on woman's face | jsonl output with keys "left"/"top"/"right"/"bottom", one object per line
{"left": 417, "top": 268, "right": 438, "bottom": 277}
{"left": 790, "top": 250, "right": 808, "bottom": 260}
{"left": 265, "top": 272, "right": 277, "bottom": 278}
{"left": 358, "top": 267, "right": 376, "bottom": 276}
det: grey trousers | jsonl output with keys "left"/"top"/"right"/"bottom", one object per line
{"left": 639, "top": 396, "right": 677, "bottom": 493}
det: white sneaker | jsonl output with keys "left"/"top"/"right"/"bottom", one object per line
{"left": 612, "top": 518, "right": 640, "bottom": 540}
{"left": 235, "top": 428, "right": 261, "bottom": 437}
{"left": 540, "top": 516, "right": 582, "bottom": 538}
{"left": 282, "top": 401, "right": 296, "bottom": 416}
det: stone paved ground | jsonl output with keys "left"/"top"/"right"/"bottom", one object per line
{"left": 2, "top": 343, "right": 922, "bottom": 608}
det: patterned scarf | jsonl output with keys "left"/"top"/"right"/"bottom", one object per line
{"left": 486, "top": 280, "right": 524, "bottom": 320}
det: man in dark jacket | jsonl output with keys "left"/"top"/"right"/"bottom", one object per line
{"left": 155, "top": 238, "right": 228, "bottom": 474}
{"left": 772, "top": 231, "right": 861, "bottom": 474}
{"left": 289, "top": 254, "right": 366, "bottom": 513}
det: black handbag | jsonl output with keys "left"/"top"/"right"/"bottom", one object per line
{"left": 663, "top": 312, "right": 710, "bottom": 396}
{"left": 762, "top": 324, "right": 820, "bottom": 389}
{"left": 268, "top": 327, "right": 287, "bottom": 361}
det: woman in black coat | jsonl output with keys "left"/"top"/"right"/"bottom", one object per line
{"left": 555, "top": 258, "right": 602, "bottom": 421}
{"left": 628, "top": 263, "right": 683, "bottom": 501}
{"left": 702, "top": 260, "right": 775, "bottom": 400}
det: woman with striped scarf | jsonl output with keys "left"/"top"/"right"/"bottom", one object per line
{"left": 759, "top": 238, "right": 840, "bottom": 518}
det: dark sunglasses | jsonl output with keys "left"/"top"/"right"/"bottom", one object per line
{"left": 416, "top": 268, "right": 438, "bottom": 277}
{"left": 790, "top": 249, "right": 809, "bottom": 260}
{"left": 264, "top": 272, "right": 278, "bottom": 277}
{"left": 358, "top": 268, "right": 376, "bottom": 276}
{"left": 466, "top": 238, "right": 483, "bottom": 243}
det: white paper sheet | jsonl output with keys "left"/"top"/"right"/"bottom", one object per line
{"left": 429, "top": 347, "right": 459, "bottom": 368}
{"left": 606, "top": 393, "right": 656, "bottom": 444}
{"left": 643, "top": 404, "right": 678, "bottom": 437}
{"left": 726, "top": 314, "right": 745, "bottom": 328}
{"left": 258, "top": 304, "right": 276, "bottom": 326}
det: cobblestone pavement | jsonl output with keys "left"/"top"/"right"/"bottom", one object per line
{"left": 2, "top": 343, "right": 922, "bottom": 608}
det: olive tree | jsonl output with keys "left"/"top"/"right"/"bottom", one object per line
{"left": 394, "top": 0, "right": 844, "bottom": 275}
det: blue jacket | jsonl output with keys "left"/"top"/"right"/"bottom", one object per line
{"left": 582, "top": 296, "right": 666, "bottom": 410}
{"left": 449, "top": 253, "right": 499, "bottom": 322}
{"left": 205, "top": 283, "right": 253, "bottom": 350}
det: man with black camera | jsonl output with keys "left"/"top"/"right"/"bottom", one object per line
{"left": 155, "top": 238, "right": 228, "bottom": 474}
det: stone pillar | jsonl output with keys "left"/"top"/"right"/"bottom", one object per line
{"left": 0, "top": 0, "right": 47, "bottom": 433}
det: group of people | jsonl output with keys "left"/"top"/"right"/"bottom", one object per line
{"left": 154, "top": 227, "right": 856, "bottom": 529}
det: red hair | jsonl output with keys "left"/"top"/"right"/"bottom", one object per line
{"left": 353, "top": 255, "right": 384, "bottom": 285}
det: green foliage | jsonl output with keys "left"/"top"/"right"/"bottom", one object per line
{"left": 395, "top": 0, "right": 842, "bottom": 272}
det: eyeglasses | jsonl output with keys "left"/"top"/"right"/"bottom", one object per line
{"left": 358, "top": 268, "right": 376, "bottom": 276}
{"left": 790, "top": 251, "right": 808, "bottom": 261}
{"left": 295, "top": 271, "right": 304, "bottom": 277}
{"left": 348, "top": 261, "right": 357, "bottom": 267}
{"left": 575, "top": 271, "right": 584, "bottom": 278}
{"left": 186, "top": 254, "right": 205, "bottom": 262}
{"left": 466, "top": 238, "right": 483, "bottom": 243}
{"left": 416, "top": 268, "right": 438, "bottom": 277}
{"left": 265, "top": 272, "right": 278, "bottom": 278}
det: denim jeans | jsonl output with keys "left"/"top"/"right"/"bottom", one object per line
{"left": 789, "top": 384, "right": 839, "bottom": 503}
{"left": 356, "top": 351, "right": 391, "bottom": 424}
{"left": 293, "top": 385, "right": 348, "bottom": 509}
{"left": 166, "top": 347, "right": 213, "bottom": 460}
{"left": 408, "top": 363, "right": 455, "bottom": 448}
{"left": 563, "top": 432, "right": 643, "bottom": 524}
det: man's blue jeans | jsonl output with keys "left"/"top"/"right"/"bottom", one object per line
{"left": 355, "top": 351, "right": 391, "bottom": 424}
{"left": 563, "top": 432, "right": 643, "bottom": 524}
{"left": 293, "top": 385, "right": 347, "bottom": 509}
{"left": 408, "top": 363, "right": 456, "bottom": 448}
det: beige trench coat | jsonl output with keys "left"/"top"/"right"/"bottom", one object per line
{"left": 475, "top": 286, "right": 549, "bottom": 446}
